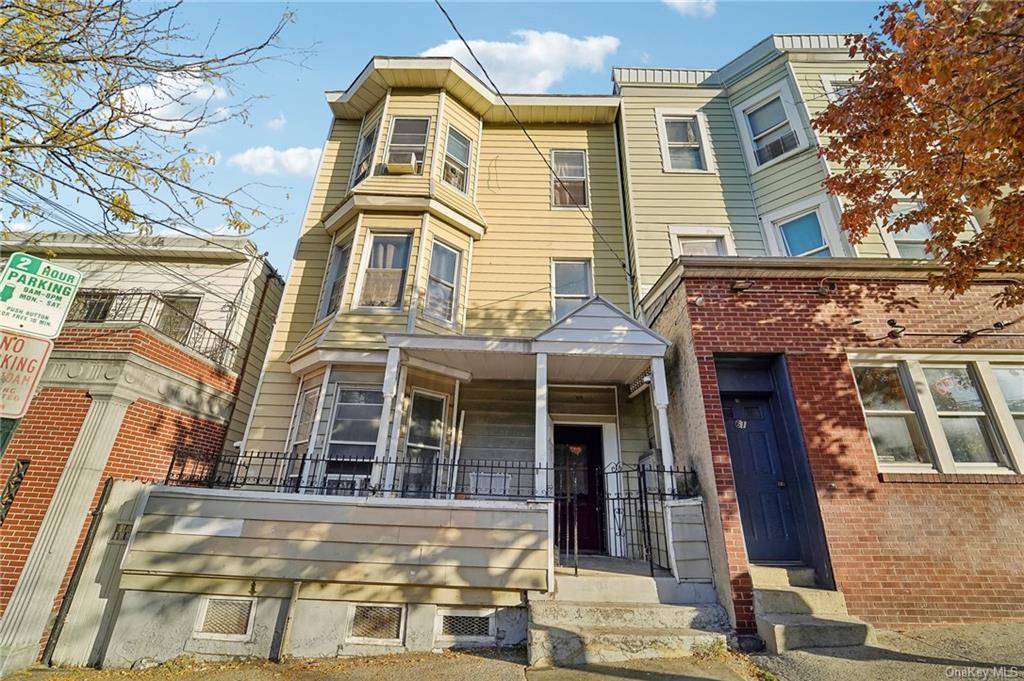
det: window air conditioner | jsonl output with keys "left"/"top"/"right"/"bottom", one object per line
{"left": 385, "top": 150, "right": 417, "bottom": 175}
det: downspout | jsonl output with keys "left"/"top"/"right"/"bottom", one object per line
{"left": 41, "top": 477, "right": 115, "bottom": 667}
{"left": 273, "top": 580, "right": 303, "bottom": 662}
{"left": 221, "top": 269, "right": 275, "bottom": 451}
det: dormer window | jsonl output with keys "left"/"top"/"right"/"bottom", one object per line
{"left": 385, "top": 118, "right": 430, "bottom": 174}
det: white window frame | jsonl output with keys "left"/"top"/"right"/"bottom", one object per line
{"left": 318, "top": 239, "right": 353, "bottom": 320}
{"left": 434, "top": 607, "right": 497, "bottom": 646}
{"left": 345, "top": 603, "right": 406, "bottom": 645}
{"left": 848, "top": 352, "right": 1024, "bottom": 475}
{"left": 324, "top": 383, "right": 386, "bottom": 483}
{"left": 820, "top": 74, "right": 862, "bottom": 103}
{"left": 351, "top": 231, "right": 413, "bottom": 312}
{"left": 668, "top": 225, "right": 737, "bottom": 258}
{"left": 761, "top": 193, "right": 848, "bottom": 257}
{"left": 192, "top": 596, "right": 257, "bottom": 642}
{"left": 654, "top": 108, "right": 716, "bottom": 174}
{"left": 441, "top": 124, "right": 472, "bottom": 194}
{"left": 550, "top": 258, "right": 594, "bottom": 321}
{"left": 850, "top": 362, "right": 937, "bottom": 473}
{"left": 550, "top": 149, "right": 590, "bottom": 209}
{"left": 878, "top": 201, "right": 981, "bottom": 259}
{"left": 383, "top": 116, "right": 431, "bottom": 175}
{"left": 424, "top": 239, "right": 461, "bottom": 325}
{"left": 349, "top": 118, "right": 381, "bottom": 188}
{"left": 732, "top": 79, "right": 809, "bottom": 172}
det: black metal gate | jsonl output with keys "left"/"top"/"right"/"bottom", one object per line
{"left": 552, "top": 461, "right": 696, "bottom": 577}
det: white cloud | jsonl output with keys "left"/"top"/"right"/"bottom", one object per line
{"left": 663, "top": 0, "right": 717, "bottom": 17}
{"left": 267, "top": 113, "right": 287, "bottom": 130}
{"left": 121, "top": 72, "right": 230, "bottom": 133}
{"left": 227, "top": 146, "right": 321, "bottom": 177}
{"left": 4, "top": 221, "right": 35, "bottom": 233}
{"left": 421, "top": 30, "right": 620, "bottom": 94}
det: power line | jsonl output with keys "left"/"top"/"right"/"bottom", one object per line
{"left": 2, "top": 188, "right": 248, "bottom": 309}
{"left": 432, "top": 0, "right": 633, "bottom": 284}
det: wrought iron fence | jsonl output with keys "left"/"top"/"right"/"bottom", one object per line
{"left": 67, "top": 288, "right": 238, "bottom": 367}
{"left": 166, "top": 449, "right": 700, "bottom": 576}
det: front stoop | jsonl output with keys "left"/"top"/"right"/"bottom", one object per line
{"left": 750, "top": 565, "right": 876, "bottom": 654}
{"left": 527, "top": 571, "right": 729, "bottom": 667}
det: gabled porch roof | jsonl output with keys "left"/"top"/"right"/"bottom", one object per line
{"left": 386, "top": 297, "right": 667, "bottom": 383}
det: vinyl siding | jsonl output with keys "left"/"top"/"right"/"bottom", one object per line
{"left": 433, "top": 93, "right": 483, "bottom": 221}
{"left": 122, "top": 487, "right": 551, "bottom": 595}
{"left": 616, "top": 84, "right": 765, "bottom": 293}
{"left": 469, "top": 123, "right": 630, "bottom": 335}
{"left": 413, "top": 216, "right": 473, "bottom": 335}
{"left": 245, "top": 117, "right": 360, "bottom": 450}
{"left": 355, "top": 89, "right": 439, "bottom": 198}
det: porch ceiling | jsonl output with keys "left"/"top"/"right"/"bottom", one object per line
{"left": 399, "top": 347, "right": 650, "bottom": 384}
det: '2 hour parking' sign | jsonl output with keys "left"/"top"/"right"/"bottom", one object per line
{"left": 0, "top": 252, "right": 81, "bottom": 339}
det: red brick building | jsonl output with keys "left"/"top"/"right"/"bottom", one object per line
{"left": 646, "top": 257, "right": 1024, "bottom": 638}
{"left": 0, "top": 233, "right": 282, "bottom": 674}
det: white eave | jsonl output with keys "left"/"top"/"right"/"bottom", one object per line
{"left": 326, "top": 56, "right": 619, "bottom": 124}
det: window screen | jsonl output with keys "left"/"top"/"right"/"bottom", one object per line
{"left": 350, "top": 604, "right": 403, "bottom": 641}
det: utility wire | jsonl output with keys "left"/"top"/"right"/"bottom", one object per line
{"left": 2, "top": 188, "right": 247, "bottom": 309}
{"left": 432, "top": 0, "right": 633, "bottom": 284}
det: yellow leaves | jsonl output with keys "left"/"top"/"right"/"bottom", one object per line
{"left": 109, "top": 192, "right": 135, "bottom": 223}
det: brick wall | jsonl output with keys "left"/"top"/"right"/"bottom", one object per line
{"left": 653, "top": 275, "right": 1024, "bottom": 632}
{"left": 56, "top": 326, "right": 237, "bottom": 393}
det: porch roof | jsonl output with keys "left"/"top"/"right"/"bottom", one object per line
{"left": 386, "top": 297, "right": 667, "bottom": 382}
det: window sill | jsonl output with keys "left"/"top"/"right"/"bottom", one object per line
{"left": 551, "top": 205, "right": 591, "bottom": 212}
{"left": 661, "top": 167, "right": 717, "bottom": 176}
{"left": 878, "top": 471, "right": 1024, "bottom": 484}
{"left": 350, "top": 306, "right": 406, "bottom": 315}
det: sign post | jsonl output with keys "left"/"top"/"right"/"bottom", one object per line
{"left": 0, "top": 252, "right": 82, "bottom": 339}
{"left": 0, "top": 330, "right": 54, "bottom": 419}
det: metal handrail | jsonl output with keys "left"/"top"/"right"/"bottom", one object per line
{"left": 66, "top": 288, "right": 238, "bottom": 367}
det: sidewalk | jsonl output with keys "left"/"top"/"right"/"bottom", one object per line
{"left": 753, "top": 623, "right": 1024, "bottom": 681}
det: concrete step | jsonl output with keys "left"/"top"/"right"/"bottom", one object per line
{"left": 748, "top": 564, "right": 817, "bottom": 588}
{"left": 756, "top": 613, "right": 876, "bottom": 654}
{"left": 529, "top": 574, "right": 717, "bottom": 605}
{"left": 530, "top": 600, "right": 730, "bottom": 631}
{"left": 753, "top": 586, "right": 848, "bottom": 616}
{"left": 528, "top": 624, "right": 727, "bottom": 667}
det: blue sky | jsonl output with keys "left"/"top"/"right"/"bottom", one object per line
{"left": 47, "top": 1, "right": 886, "bottom": 273}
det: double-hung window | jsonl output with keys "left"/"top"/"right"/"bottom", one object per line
{"left": 656, "top": 111, "right": 712, "bottom": 172}
{"left": 385, "top": 118, "right": 430, "bottom": 174}
{"left": 357, "top": 234, "right": 411, "bottom": 309}
{"left": 284, "top": 387, "right": 319, "bottom": 490}
{"left": 850, "top": 355, "right": 1023, "bottom": 474}
{"left": 552, "top": 260, "right": 592, "bottom": 320}
{"left": 852, "top": 365, "right": 932, "bottom": 466}
{"left": 351, "top": 120, "right": 379, "bottom": 186}
{"left": 442, "top": 127, "right": 471, "bottom": 192}
{"left": 763, "top": 196, "right": 844, "bottom": 258}
{"left": 669, "top": 226, "right": 735, "bottom": 257}
{"left": 325, "top": 385, "right": 385, "bottom": 494}
{"left": 821, "top": 75, "right": 861, "bottom": 103}
{"left": 320, "top": 241, "right": 351, "bottom": 320}
{"left": 993, "top": 366, "right": 1024, "bottom": 441}
{"left": 425, "top": 241, "right": 460, "bottom": 323}
{"left": 886, "top": 203, "right": 936, "bottom": 259}
{"left": 923, "top": 366, "right": 1007, "bottom": 466}
{"left": 402, "top": 391, "right": 446, "bottom": 498}
{"left": 734, "top": 82, "right": 806, "bottom": 170}
{"left": 746, "top": 96, "right": 799, "bottom": 166}
{"left": 551, "top": 150, "right": 588, "bottom": 208}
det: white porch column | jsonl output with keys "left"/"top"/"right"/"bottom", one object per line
{"left": 650, "top": 356, "right": 676, "bottom": 494}
{"left": 534, "top": 353, "right": 549, "bottom": 496}
{"left": 370, "top": 348, "right": 401, "bottom": 489}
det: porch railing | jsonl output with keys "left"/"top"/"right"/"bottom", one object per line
{"left": 166, "top": 449, "right": 699, "bottom": 576}
{"left": 66, "top": 288, "right": 238, "bottom": 368}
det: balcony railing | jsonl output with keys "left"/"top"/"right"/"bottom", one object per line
{"left": 67, "top": 289, "right": 238, "bottom": 368}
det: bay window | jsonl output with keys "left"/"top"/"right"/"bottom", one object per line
{"left": 442, "top": 127, "right": 471, "bottom": 192}
{"left": 350, "top": 120, "right": 379, "bottom": 186}
{"left": 324, "top": 385, "right": 385, "bottom": 494}
{"left": 385, "top": 118, "right": 430, "bottom": 174}
{"left": 401, "top": 391, "right": 446, "bottom": 497}
{"left": 425, "top": 240, "right": 460, "bottom": 323}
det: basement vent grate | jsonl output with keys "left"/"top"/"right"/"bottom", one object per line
{"left": 199, "top": 598, "right": 253, "bottom": 637}
{"left": 350, "top": 605, "right": 403, "bottom": 641}
{"left": 441, "top": 614, "right": 492, "bottom": 639}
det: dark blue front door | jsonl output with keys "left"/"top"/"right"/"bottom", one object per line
{"left": 722, "top": 396, "right": 802, "bottom": 563}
